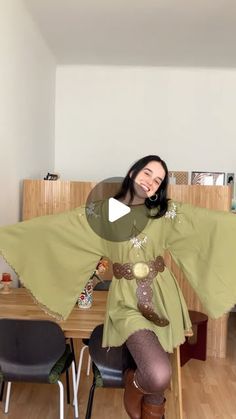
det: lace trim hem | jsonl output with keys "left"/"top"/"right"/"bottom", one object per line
{"left": 0, "top": 249, "right": 64, "bottom": 321}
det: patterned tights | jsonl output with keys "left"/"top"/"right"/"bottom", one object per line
{"left": 126, "top": 329, "right": 171, "bottom": 405}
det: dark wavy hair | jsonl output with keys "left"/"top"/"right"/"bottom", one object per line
{"left": 114, "top": 155, "right": 169, "bottom": 219}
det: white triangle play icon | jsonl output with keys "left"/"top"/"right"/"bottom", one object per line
{"left": 108, "top": 198, "right": 130, "bottom": 222}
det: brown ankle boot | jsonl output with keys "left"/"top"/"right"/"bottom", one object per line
{"left": 142, "top": 400, "right": 165, "bottom": 418}
{"left": 123, "top": 369, "right": 146, "bottom": 419}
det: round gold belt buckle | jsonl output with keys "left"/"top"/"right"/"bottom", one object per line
{"left": 132, "top": 262, "right": 150, "bottom": 280}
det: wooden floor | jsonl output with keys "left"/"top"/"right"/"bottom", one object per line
{"left": 0, "top": 313, "right": 236, "bottom": 419}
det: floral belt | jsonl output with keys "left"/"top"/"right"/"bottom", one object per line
{"left": 113, "top": 256, "right": 169, "bottom": 328}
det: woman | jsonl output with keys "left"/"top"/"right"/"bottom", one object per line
{"left": 1, "top": 155, "right": 236, "bottom": 419}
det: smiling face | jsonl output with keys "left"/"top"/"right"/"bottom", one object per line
{"left": 133, "top": 161, "right": 166, "bottom": 203}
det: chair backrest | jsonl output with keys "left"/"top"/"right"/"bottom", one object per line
{"left": 93, "top": 280, "right": 111, "bottom": 291}
{"left": 89, "top": 324, "right": 135, "bottom": 388}
{"left": 0, "top": 319, "right": 65, "bottom": 382}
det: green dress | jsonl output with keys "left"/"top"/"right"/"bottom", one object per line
{"left": 0, "top": 200, "right": 236, "bottom": 353}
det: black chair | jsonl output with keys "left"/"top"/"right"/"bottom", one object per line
{"left": 76, "top": 280, "right": 111, "bottom": 390}
{"left": 0, "top": 342, "right": 74, "bottom": 406}
{"left": 85, "top": 323, "right": 136, "bottom": 419}
{"left": 0, "top": 318, "right": 78, "bottom": 419}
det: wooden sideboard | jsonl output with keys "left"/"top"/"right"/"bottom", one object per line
{"left": 22, "top": 179, "right": 232, "bottom": 358}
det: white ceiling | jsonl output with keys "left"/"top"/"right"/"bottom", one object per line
{"left": 24, "top": 0, "right": 236, "bottom": 67}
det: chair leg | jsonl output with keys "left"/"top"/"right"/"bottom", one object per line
{"left": 75, "top": 345, "right": 89, "bottom": 395}
{"left": 58, "top": 380, "right": 64, "bottom": 419}
{"left": 170, "top": 347, "right": 183, "bottom": 419}
{"left": 85, "top": 379, "right": 96, "bottom": 419}
{"left": 70, "top": 338, "right": 77, "bottom": 370}
{"left": 66, "top": 338, "right": 77, "bottom": 405}
{"left": 4, "top": 382, "right": 12, "bottom": 414}
{"left": 71, "top": 360, "right": 79, "bottom": 418}
{"left": 0, "top": 381, "right": 5, "bottom": 401}
{"left": 66, "top": 369, "right": 70, "bottom": 404}
{"left": 86, "top": 354, "right": 91, "bottom": 376}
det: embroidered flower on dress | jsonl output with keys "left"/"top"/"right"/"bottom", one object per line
{"left": 165, "top": 202, "right": 177, "bottom": 219}
{"left": 86, "top": 202, "right": 100, "bottom": 218}
{"left": 130, "top": 235, "right": 148, "bottom": 249}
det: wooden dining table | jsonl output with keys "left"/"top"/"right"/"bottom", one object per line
{"left": 0, "top": 287, "right": 108, "bottom": 339}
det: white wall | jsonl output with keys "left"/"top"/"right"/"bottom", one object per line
{"left": 55, "top": 65, "right": 236, "bottom": 181}
{"left": 0, "top": 0, "right": 56, "bottom": 284}
{"left": 0, "top": 0, "right": 56, "bottom": 226}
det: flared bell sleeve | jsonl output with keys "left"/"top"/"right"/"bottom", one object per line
{"left": 0, "top": 206, "right": 105, "bottom": 319}
{"left": 164, "top": 201, "right": 236, "bottom": 318}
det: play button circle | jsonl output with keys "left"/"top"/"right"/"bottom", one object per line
{"left": 108, "top": 198, "right": 130, "bottom": 222}
{"left": 85, "top": 177, "right": 150, "bottom": 242}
